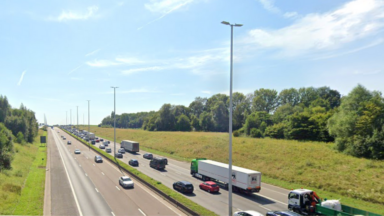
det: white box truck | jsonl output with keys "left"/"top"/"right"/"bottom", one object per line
{"left": 190, "top": 158, "right": 261, "bottom": 195}
{"left": 121, "top": 140, "right": 139, "bottom": 153}
{"left": 87, "top": 132, "right": 95, "bottom": 140}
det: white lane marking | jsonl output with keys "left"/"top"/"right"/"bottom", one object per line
{"left": 138, "top": 208, "right": 146, "bottom": 216}
{"left": 85, "top": 173, "right": 88, "bottom": 177}
{"left": 258, "top": 205, "right": 272, "bottom": 211}
{"left": 261, "top": 186, "right": 288, "bottom": 196}
{"left": 115, "top": 186, "right": 120, "bottom": 191}
{"left": 111, "top": 212, "right": 115, "bottom": 216}
{"left": 160, "top": 173, "right": 166, "bottom": 176}
{"left": 95, "top": 188, "right": 99, "bottom": 193}
{"left": 57, "top": 142, "right": 84, "bottom": 216}
{"left": 257, "top": 193, "right": 286, "bottom": 205}
{"left": 93, "top": 164, "right": 95, "bottom": 166}
{"left": 101, "top": 172, "right": 105, "bottom": 175}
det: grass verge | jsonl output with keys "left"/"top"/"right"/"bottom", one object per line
{"left": 78, "top": 126, "right": 384, "bottom": 215}
{"left": 0, "top": 130, "right": 47, "bottom": 215}
{"left": 63, "top": 128, "right": 217, "bottom": 216}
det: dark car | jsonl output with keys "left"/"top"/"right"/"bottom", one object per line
{"left": 108, "top": 141, "right": 110, "bottom": 144}
{"left": 115, "top": 152, "right": 123, "bottom": 158}
{"left": 143, "top": 153, "right": 153, "bottom": 159}
{"left": 106, "top": 148, "right": 112, "bottom": 153}
{"left": 173, "top": 181, "right": 194, "bottom": 194}
{"left": 94, "top": 155, "right": 103, "bottom": 163}
{"left": 100, "top": 138, "right": 104, "bottom": 141}
{"left": 158, "top": 157, "right": 168, "bottom": 165}
{"left": 129, "top": 159, "right": 139, "bottom": 166}
{"left": 266, "top": 211, "right": 302, "bottom": 216}
{"left": 91, "top": 140, "right": 96, "bottom": 145}
{"left": 150, "top": 157, "right": 167, "bottom": 170}
{"left": 199, "top": 181, "right": 220, "bottom": 193}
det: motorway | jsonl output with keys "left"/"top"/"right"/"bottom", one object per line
{"left": 60, "top": 128, "right": 291, "bottom": 215}
{"left": 50, "top": 127, "right": 185, "bottom": 216}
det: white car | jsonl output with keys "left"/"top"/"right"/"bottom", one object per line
{"left": 119, "top": 176, "right": 134, "bottom": 188}
{"left": 74, "top": 149, "right": 81, "bottom": 154}
{"left": 233, "top": 210, "right": 263, "bottom": 216}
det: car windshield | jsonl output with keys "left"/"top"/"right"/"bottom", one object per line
{"left": 122, "top": 177, "right": 131, "bottom": 181}
{"left": 210, "top": 184, "right": 218, "bottom": 187}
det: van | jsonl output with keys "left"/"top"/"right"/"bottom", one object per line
{"left": 150, "top": 157, "right": 167, "bottom": 170}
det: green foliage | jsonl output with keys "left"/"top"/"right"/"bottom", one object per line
{"left": 250, "top": 128, "right": 263, "bottom": 138}
{"left": 252, "top": 88, "right": 279, "bottom": 113}
{"left": 199, "top": 111, "right": 214, "bottom": 131}
{"left": 328, "top": 85, "right": 384, "bottom": 159}
{"left": 0, "top": 123, "right": 14, "bottom": 170}
{"left": 211, "top": 101, "right": 228, "bottom": 132}
{"left": 265, "top": 123, "right": 286, "bottom": 139}
{"left": 16, "top": 132, "right": 25, "bottom": 144}
{"left": 233, "top": 130, "right": 240, "bottom": 137}
{"left": 243, "top": 111, "right": 272, "bottom": 135}
{"left": 175, "top": 114, "right": 191, "bottom": 131}
{"left": 190, "top": 114, "right": 201, "bottom": 131}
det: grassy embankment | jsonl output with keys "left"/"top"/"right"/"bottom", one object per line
{"left": 0, "top": 130, "right": 47, "bottom": 215}
{"left": 80, "top": 125, "right": 384, "bottom": 215}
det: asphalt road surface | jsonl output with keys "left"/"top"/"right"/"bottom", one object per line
{"left": 51, "top": 128, "right": 185, "bottom": 216}
{"left": 62, "top": 129, "right": 291, "bottom": 215}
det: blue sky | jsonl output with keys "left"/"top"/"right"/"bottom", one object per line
{"left": 1, "top": 0, "right": 383, "bottom": 125}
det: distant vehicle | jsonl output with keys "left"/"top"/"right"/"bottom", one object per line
{"left": 106, "top": 148, "right": 112, "bottom": 153}
{"left": 67, "top": 141, "right": 71, "bottom": 145}
{"left": 108, "top": 141, "right": 110, "bottom": 144}
{"left": 173, "top": 181, "right": 194, "bottom": 194}
{"left": 95, "top": 137, "right": 99, "bottom": 140}
{"left": 115, "top": 153, "right": 123, "bottom": 158}
{"left": 233, "top": 210, "right": 263, "bottom": 216}
{"left": 150, "top": 157, "right": 167, "bottom": 170}
{"left": 99, "top": 145, "right": 105, "bottom": 149}
{"left": 120, "top": 140, "right": 139, "bottom": 153}
{"left": 88, "top": 133, "right": 95, "bottom": 140}
{"left": 100, "top": 138, "right": 104, "bottom": 141}
{"left": 95, "top": 139, "right": 100, "bottom": 143}
{"left": 94, "top": 155, "right": 103, "bottom": 163}
{"left": 91, "top": 140, "right": 95, "bottom": 145}
{"left": 157, "top": 157, "right": 168, "bottom": 165}
{"left": 118, "top": 148, "right": 125, "bottom": 154}
{"left": 74, "top": 149, "right": 81, "bottom": 154}
{"left": 61, "top": 135, "right": 63, "bottom": 138}
{"left": 129, "top": 159, "right": 139, "bottom": 166}
{"left": 85, "top": 138, "right": 89, "bottom": 141}
{"left": 266, "top": 211, "right": 301, "bottom": 216}
{"left": 190, "top": 158, "right": 261, "bottom": 195}
{"left": 199, "top": 181, "right": 220, "bottom": 193}
{"left": 58, "top": 131, "right": 59, "bottom": 133}
{"left": 119, "top": 176, "right": 134, "bottom": 188}
{"left": 103, "top": 141, "right": 109, "bottom": 146}
{"left": 63, "top": 137, "right": 66, "bottom": 140}
{"left": 143, "top": 153, "right": 153, "bottom": 159}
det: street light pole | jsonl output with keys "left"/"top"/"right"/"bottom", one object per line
{"left": 87, "top": 100, "right": 90, "bottom": 150}
{"left": 66, "top": 111, "right": 67, "bottom": 126}
{"left": 70, "top": 109, "right": 72, "bottom": 128}
{"left": 111, "top": 87, "right": 118, "bottom": 159}
{"left": 221, "top": 20, "right": 242, "bottom": 216}
{"left": 77, "top": 106, "right": 78, "bottom": 131}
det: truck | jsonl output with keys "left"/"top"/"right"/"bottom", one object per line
{"left": 120, "top": 140, "right": 139, "bottom": 153}
{"left": 288, "top": 189, "right": 381, "bottom": 216}
{"left": 190, "top": 158, "right": 261, "bottom": 195}
{"left": 87, "top": 132, "right": 95, "bottom": 140}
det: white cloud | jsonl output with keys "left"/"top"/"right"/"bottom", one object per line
{"left": 257, "top": 0, "right": 280, "bottom": 13}
{"left": 53, "top": 6, "right": 98, "bottom": 22}
{"left": 17, "top": 70, "right": 26, "bottom": 86}
{"left": 70, "top": 77, "right": 83, "bottom": 80}
{"left": 86, "top": 59, "right": 121, "bottom": 67}
{"left": 245, "top": 0, "right": 384, "bottom": 57}
{"left": 121, "top": 66, "right": 165, "bottom": 75}
{"left": 171, "top": 93, "right": 185, "bottom": 96}
{"left": 283, "top": 11, "right": 298, "bottom": 18}
{"left": 201, "top": 90, "right": 211, "bottom": 94}
{"left": 353, "top": 69, "right": 382, "bottom": 75}
{"left": 85, "top": 49, "right": 100, "bottom": 57}
{"left": 116, "top": 57, "right": 144, "bottom": 65}
{"left": 68, "top": 65, "right": 82, "bottom": 75}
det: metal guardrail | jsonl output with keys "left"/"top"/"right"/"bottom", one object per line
{"left": 61, "top": 129, "right": 199, "bottom": 216}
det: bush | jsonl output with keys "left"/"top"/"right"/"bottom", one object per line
{"left": 264, "top": 123, "right": 286, "bottom": 139}
{"left": 250, "top": 128, "right": 263, "bottom": 138}
{"left": 233, "top": 130, "right": 240, "bottom": 137}
{"left": 16, "top": 132, "right": 25, "bottom": 144}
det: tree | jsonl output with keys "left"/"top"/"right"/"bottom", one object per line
{"left": 265, "top": 123, "right": 286, "bottom": 139}
{"left": 157, "top": 104, "right": 176, "bottom": 131}
{"left": 190, "top": 114, "right": 201, "bottom": 131}
{"left": 278, "top": 88, "right": 300, "bottom": 107}
{"left": 199, "top": 112, "right": 214, "bottom": 131}
{"left": 272, "top": 104, "right": 295, "bottom": 123}
{"left": 0, "top": 96, "right": 10, "bottom": 123}
{"left": 211, "top": 101, "right": 228, "bottom": 132}
{"left": 189, "top": 97, "right": 207, "bottom": 118}
{"left": 176, "top": 114, "right": 191, "bottom": 131}
{"left": 250, "top": 128, "right": 263, "bottom": 138}
{"left": 243, "top": 111, "right": 272, "bottom": 135}
{"left": 205, "top": 94, "right": 228, "bottom": 112}
{"left": 252, "top": 89, "right": 279, "bottom": 113}
{"left": 172, "top": 105, "right": 190, "bottom": 118}
{"left": 317, "top": 86, "right": 341, "bottom": 109}
{"left": 285, "top": 112, "right": 318, "bottom": 140}
{"left": 233, "top": 102, "right": 251, "bottom": 130}
{"left": 298, "top": 87, "right": 319, "bottom": 107}
{"left": 0, "top": 123, "right": 14, "bottom": 170}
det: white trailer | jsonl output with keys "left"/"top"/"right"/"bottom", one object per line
{"left": 87, "top": 132, "right": 95, "bottom": 140}
{"left": 192, "top": 159, "right": 261, "bottom": 194}
{"left": 121, "top": 140, "right": 139, "bottom": 153}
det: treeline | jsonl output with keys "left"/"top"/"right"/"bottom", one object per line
{"left": 100, "top": 85, "right": 384, "bottom": 159}
{"left": 0, "top": 95, "right": 39, "bottom": 170}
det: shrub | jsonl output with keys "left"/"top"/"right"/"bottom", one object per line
{"left": 250, "top": 128, "right": 263, "bottom": 138}
{"left": 233, "top": 130, "right": 240, "bottom": 137}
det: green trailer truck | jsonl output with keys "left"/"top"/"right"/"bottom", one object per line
{"left": 288, "top": 189, "right": 381, "bottom": 216}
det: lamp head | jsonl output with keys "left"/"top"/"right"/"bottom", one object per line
{"left": 221, "top": 21, "right": 230, "bottom": 25}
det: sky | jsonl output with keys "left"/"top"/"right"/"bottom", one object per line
{"left": 1, "top": 0, "right": 384, "bottom": 125}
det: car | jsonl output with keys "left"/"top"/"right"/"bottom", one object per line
{"left": 108, "top": 141, "right": 110, "bottom": 144}
{"left": 67, "top": 141, "right": 71, "bottom": 145}
{"left": 91, "top": 140, "right": 95, "bottom": 145}
{"left": 158, "top": 157, "right": 168, "bottom": 165}
{"left": 115, "top": 152, "right": 123, "bottom": 158}
{"left": 100, "top": 138, "right": 104, "bottom": 141}
{"left": 61, "top": 135, "right": 63, "bottom": 138}
{"left": 103, "top": 141, "right": 109, "bottom": 146}
{"left": 266, "top": 211, "right": 302, "bottom": 216}
{"left": 57, "top": 131, "right": 59, "bottom": 133}
{"left": 106, "top": 148, "right": 112, "bottom": 153}
{"left": 150, "top": 157, "right": 167, "bottom": 170}
{"left": 118, "top": 148, "right": 125, "bottom": 154}
{"left": 119, "top": 176, "right": 134, "bottom": 188}
{"left": 233, "top": 210, "right": 263, "bottom": 216}
{"left": 143, "top": 153, "right": 153, "bottom": 159}
{"left": 94, "top": 155, "right": 103, "bottom": 163}
{"left": 63, "top": 137, "right": 66, "bottom": 140}
{"left": 173, "top": 181, "right": 194, "bottom": 193}
{"left": 95, "top": 139, "right": 100, "bottom": 143}
{"left": 199, "top": 181, "right": 220, "bottom": 193}
{"left": 95, "top": 137, "right": 99, "bottom": 140}
{"left": 74, "top": 149, "right": 81, "bottom": 154}
{"left": 99, "top": 145, "right": 105, "bottom": 149}
{"left": 129, "top": 159, "right": 139, "bottom": 166}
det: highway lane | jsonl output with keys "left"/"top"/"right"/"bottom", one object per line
{"left": 56, "top": 128, "right": 185, "bottom": 216}
{"left": 64, "top": 130, "right": 289, "bottom": 215}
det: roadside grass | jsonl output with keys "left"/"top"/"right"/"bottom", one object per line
{"left": 80, "top": 126, "right": 384, "bottom": 215}
{"left": 0, "top": 130, "right": 46, "bottom": 215}
{"left": 65, "top": 129, "right": 217, "bottom": 216}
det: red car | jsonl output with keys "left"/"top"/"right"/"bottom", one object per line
{"left": 96, "top": 139, "right": 100, "bottom": 143}
{"left": 199, "top": 181, "right": 220, "bottom": 193}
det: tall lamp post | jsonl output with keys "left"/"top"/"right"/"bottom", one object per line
{"left": 111, "top": 87, "right": 118, "bottom": 159}
{"left": 87, "top": 100, "right": 90, "bottom": 150}
{"left": 77, "top": 106, "right": 78, "bottom": 131}
{"left": 221, "top": 20, "right": 242, "bottom": 216}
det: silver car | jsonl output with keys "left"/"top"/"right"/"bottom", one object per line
{"left": 119, "top": 176, "right": 134, "bottom": 188}
{"left": 74, "top": 149, "right": 81, "bottom": 154}
{"left": 99, "top": 145, "right": 105, "bottom": 149}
